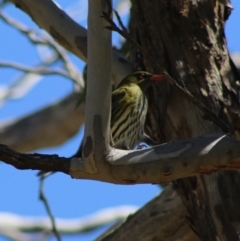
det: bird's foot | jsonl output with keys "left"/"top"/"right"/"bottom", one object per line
{"left": 137, "top": 143, "right": 148, "bottom": 149}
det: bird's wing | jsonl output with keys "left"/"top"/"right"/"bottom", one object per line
{"left": 111, "top": 87, "right": 129, "bottom": 127}
{"left": 111, "top": 86, "right": 137, "bottom": 126}
{"left": 112, "top": 87, "right": 127, "bottom": 110}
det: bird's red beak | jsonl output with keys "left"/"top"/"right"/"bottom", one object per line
{"left": 150, "top": 74, "right": 165, "bottom": 82}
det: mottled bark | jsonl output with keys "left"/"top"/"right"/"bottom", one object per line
{"left": 2, "top": 135, "right": 240, "bottom": 183}
{"left": 2, "top": 0, "right": 240, "bottom": 240}
{"left": 130, "top": 0, "right": 240, "bottom": 240}
{"left": 95, "top": 184, "right": 200, "bottom": 241}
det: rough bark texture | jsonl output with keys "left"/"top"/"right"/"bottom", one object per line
{"left": 174, "top": 172, "right": 240, "bottom": 241}
{"left": 130, "top": 0, "right": 240, "bottom": 240}
{"left": 2, "top": 0, "right": 240, "bottom": 240}
{"left": 95, "top": 184, "right": 200, "bottom": 241}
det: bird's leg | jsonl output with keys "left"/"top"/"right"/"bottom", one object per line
{"left": 136, "top": 143, "right": 148, "bottom": 149}
{"left": 140, "top": 133, "right": 157, "bottom": 146}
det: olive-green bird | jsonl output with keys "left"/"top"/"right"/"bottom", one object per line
{"left": 110, "top": 70, "right": 164, "bottom": 150}
{"left": 38, "top": 71, "right": 164, "bottom": 176}
{"left": 74, "top": 70, "right": 164, "bottom": 157}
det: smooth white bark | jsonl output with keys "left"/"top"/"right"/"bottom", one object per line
{"left": 82, "top": 0, "right": 112, "bottom": 173}
{"left": 7, "top": 0, "right": 132, "bottom": 85}
{"left": 70, "top": 133, "right": 240, "bottom": 183}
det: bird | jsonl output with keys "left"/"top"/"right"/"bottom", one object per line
{"left": 110, "top": 70, "right": 164, "bottom": 150}
{"left": 73, "top": 70, "right": 164, "bottom": 158}
{"left": 38, "top": 71, "right": 164, "bottom": 176}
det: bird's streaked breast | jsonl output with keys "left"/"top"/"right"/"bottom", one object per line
{"left": 111, "top": 85, "right": 148, "bottom": 149}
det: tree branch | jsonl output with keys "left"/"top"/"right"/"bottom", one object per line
{"left": 0, "top": 206, "right": 137, "bottom": 234}
{"left": 1, "top": 52, "right": 239, "bottom": 154}
{"left": 0, "top": 189, "right": 199, "bottom": 241}
{"left": 0, "top": 227, "right": 49, "bottom": 241}
{"left": 0, "top": 144, "right": 70, "bottom": 173}
{"left": 1, "top": 134, "right": 240, "bottom": 183}
{"left": 95, "top": 184, "right": 200, "bottom": 241}
{"left": 81, "top": 0, "right": 112, "bottom": 173}
{"left": 0, "top": 9, "right": 84, "bottom": 86}
{"left": 39, "top": 178, "right": 61, "bottom": 241}
{"left": 0, "top": 92, "right": 85, "bottom": 152}
{"left": 7, "top": 0, "right": 132, "bottom": 85}
{"left": 0, "top": 61, "right": 72, "bottom": 79}
{"left": 3, "top": 0, "right": 239, "bottom": 156}
{"left": 71, "top": 133, "right": 240, "bottom": 183}
{"left": 102, "top": 10, "right": 233, "bottom": 133}
{"left": 0, "top": 0, "right": 134, "bottom": 154}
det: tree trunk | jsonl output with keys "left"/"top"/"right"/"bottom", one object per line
{"left": 130, "top": 0, "right": 240, "bottom": 240}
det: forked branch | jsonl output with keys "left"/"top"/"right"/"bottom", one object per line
{"left": 1, "top": 134, "right": 240, "bottom": 184}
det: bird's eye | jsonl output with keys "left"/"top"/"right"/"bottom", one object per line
{"left": 139, "top": 74, "right": 144, "bottom": 79}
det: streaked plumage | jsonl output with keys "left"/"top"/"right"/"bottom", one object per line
{"left": 110, "top": 71, "right": 164, "bottom": 149}
{"left": 37, "top": 71, "right": 164, "bottom": 176}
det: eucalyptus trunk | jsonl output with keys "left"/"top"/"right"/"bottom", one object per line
{"left": 130, "top": 0, "right": 240, "bottom": 240}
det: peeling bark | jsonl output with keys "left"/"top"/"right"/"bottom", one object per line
{"left": 130, "top": 0, "right": 240, "bottom": 240}
{"left": 2, "top": 134, "right": 240, "bottom": 184}
{"left": 95, "top": 184, "right": 200, "bottom": 241}
{"left": 7, "top": 0, "right": 132, "bottom": 85}
{"left": 2, "top": 0, "right": 240, "bottom": 240}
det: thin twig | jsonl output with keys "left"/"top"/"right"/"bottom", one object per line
{"left": 0, "top": 61, "right": 71, "bottom": 78}
{"left": 0, "top": 10, "right": 83, "bottom": 86}
{"left": 113, "top": 9, "right": 128, "bottom": 34}
{"left": 0, "top": 10, "right": 46, "bottom": 45}
{"left": 101, "top": 11, "right": 232, "bottom": 133}
{"left": 39, "top": 176, "right": 61, "bottom": 241}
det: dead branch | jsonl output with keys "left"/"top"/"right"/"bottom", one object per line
{"left": 1, "top": 134, "right": 240, "bottom": 184}
{"left": 7, "top": 0, "right": 133, "bottom": 85}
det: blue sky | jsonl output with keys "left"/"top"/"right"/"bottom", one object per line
{"left": 0, "top": 0, "right": 239, "bottom": 241}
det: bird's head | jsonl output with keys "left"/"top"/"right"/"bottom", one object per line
{"left": 119, "top": 71, "right": 165, "bottom": 91}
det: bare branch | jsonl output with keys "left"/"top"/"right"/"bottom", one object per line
{"left": 0, "top": 53, "right": 238, "bottom": 154}
{"left": 102, "top": 11, "right": 232, "bottom": 133}
{"left": 0, "top": 187, "right": 198, "bottom": 241}
{"left": 0, "top": 92, "right": 85, "bottom": 152}
{"left": 71, "top": 134, "right": 240, "bottom": 183}
{"left": 1, "top": 134, "right": 240, "bottom": 183}
{"left": 82, "top": 0, "right": 112, "bottom": 173}
{"left": 0, "top": 0, "right": 134, "bottom": 154}
{"left": 0, "top": 73, "right": 42, "bottom": 105}
{"left": 0, "top": 61, "right": 72, "bottom": 79}
{"left": 0, "top": 206, "right": 138, "bottom": 234}
{"left": 0, "top": 10, "right": 83, "bottom": 86}
{"left": 113, "top": 9, "right": 128, "bottom": 34}
{"left": 0, "top": 9, "right": 47, "bottom": 45}
{"left": 7, "top": 0, "right": 133, "bottom": 85}
{"left": 0, "top": 144, "right": 70, "bottom": 173}
{"left": 0, "top": 227, "right": 49, "bottom": 241}
{"left": 95, "top": 184, "right": 200, "bottom": 241}
{"left": 39, "top": 178, "right": 61, "bottom": 241}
